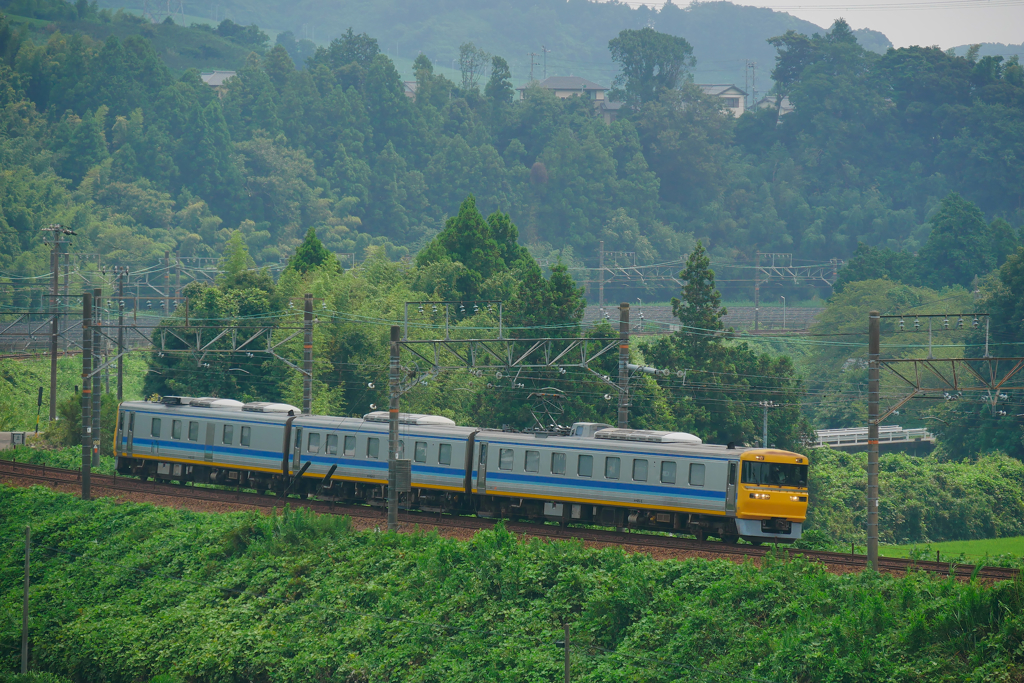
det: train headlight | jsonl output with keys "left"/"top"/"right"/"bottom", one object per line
{"left": 749, "top": 493, "right": 770, "bottom": 500}
{"left": 790, "top": 495, "right": 807, "bottom": 502}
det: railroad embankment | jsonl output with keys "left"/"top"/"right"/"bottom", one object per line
{"left": 2, "top": 484, "right": 1022, "bottom": 682}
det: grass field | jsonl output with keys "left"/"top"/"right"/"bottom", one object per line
{"left": 879, "top": 536, "right": 1024, "bottom": 561}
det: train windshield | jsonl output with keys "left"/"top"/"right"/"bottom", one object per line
{"left": 742, "top": 461, "right": 807, "bottom": 487}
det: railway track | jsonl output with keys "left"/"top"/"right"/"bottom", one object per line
{"left": 2, "top": 460, "right": 1018, "bottom": 582}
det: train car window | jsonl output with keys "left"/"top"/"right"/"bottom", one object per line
{"left": 398, "top": 440, "right": 405, "bottom": 458}
{"left": 326, "top": 434, "right": 339, "bottom": 455}
{"left": 742, "top": 461, "right": 807, "bottom": 487}
{"left": 551, "top": 452, "right": 566, "bottom": 475}
{"left": 172, "top": 420, "right": 182, "bottom": 440}
{"left": 151, "top": 418, "right": 161, "bottom": 438}
{"left": 223, "top": 424, "right": 234, "bottom": 445}
{"left": 367, "top": 437, "right": 380, "bottom": 459}
{"left": 343, "top": 435, "right": 355, "bottom": 456}
{"left": 499, "top": 448, "right": 514, "bottom": 471}
{"left": 578, "top": 454, "right": 593, "bottom": 477}
{"left": 633, "top": 459, "right": 648, "bottom": 482}
{"left": 240, "top": 426, "right": 251, "bottom": 447}
{"left": 188, "top": 421, "right": 199, "bottom": 441}
{"left": 307, "top": 432, "right": 321, "bottom": 453}
{"left": 660, "top": 461, "right": 677, "bottom": 484}
{"left": 414, "top": 441, "right": 428, "bottom": 463}
{"left": 605, "top": 456, "right": 620, "bottom": 479}
{"left": 439, "top": 443, "right": 452, "bottom": 465}
{"left": 689, "top": 463, "right": 706, "bottom": 486}
{"left": 525, "top": 450, "right": 540, "bottom": 472}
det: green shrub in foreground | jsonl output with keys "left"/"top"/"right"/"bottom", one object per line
{"left": 0, "top": 484, "right": 1022, "bottom": 682}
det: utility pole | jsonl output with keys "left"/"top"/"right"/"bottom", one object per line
{"left": 563, "top": 623, "right": 570, "bottom": 683}
{"left": 163, "top": 251, "right": 170, "bottom": 315}
{"left": 759, "top": 400, "right": 776, "bottom": 448}
{"left": 749, "top": 61, "right": 757, "bottom": 106}
{"left": 754, "top": 252, "right": 760, "bottom": 332}
{"left": 20, "top": 525, "right": 30, "bottom": 674}
{"left": 527, "top": 52, "right": 538, "bottom": 81}
{"left": 92, "top": 289, "right": 101, "bottom": 468}
{"left": 62, "top": 242, "right": 69, "bottom": 353}
{"left": 867, "top": 310, "right": 880, "bottom": 571}
{"left": 48, "top": 233, "right": 60, "bottom": 422}
{"left": 598, "top": 241, "right": 605, "bottom": 309}
{"left": 174, "top": 251, "right": 181, "bottom": 304}
{"left": 388, "top": 325, "right": 400, "bottom": 532}
{"left": 81, "top": 292, "right": 92, "bottom": 501}
{"left": 302, "top": 293, "right": 313, "bottom": 415}
{"left": 617, "top": 303, "right": 629, "bottom": 429}
{"left": 542, "top": 45, "right": 551, "bottom": 80}
{"left": 745, "top": 59, "right": 753, "bottom": 110}
{"left": 116, "top": 267, "right": 127, "bottom": 402}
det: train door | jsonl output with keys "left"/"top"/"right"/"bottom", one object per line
{"left": 725, "top": 461, "right": 738, "bottom": 513}
{"left": 475, "top": 442, "right": 489, "bottom": 493}
{"left": 204, "top": 423, "right": 215, "bottom": 461}
{"left": 126, "top": 411, "right": 135, "bottom": 455}
{"left": 292, "top": 427, "right": 303, "bottom": 471}
{"left": 116, "top": 410, "right": 125, "bottom": 456}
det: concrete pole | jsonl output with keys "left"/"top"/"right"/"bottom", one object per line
{"left": 598, "top": 241, "right": 604, "bottom": 309}
{"left": 116, "top": 269, "right": 125, "bottom": 402}
{"left": 617, "top": 303, "right": 629, "bottom": 429}
{"left": 92, "top": 289, "right": 101, "bottom": 467}
{"left": 563, "top": 623, "right": 570, "bottom": 683}
{"left": 49, "top": 238, "right": 59, "bottom": 421}
{"left": 303, "top": 293, "right": 313, "bottom": 415}
{"left": 62, "top": 243, "right": 69, "bottom": 353}
{"left": 763, "top": 403, "right": 769, "bottom": 448}
{"left": 388, "top": 325, "right": 400, "bottom": 532}
{"left": 163, "top": 251, "right": 170, "bottom": 314}
{"left": 867, "top": 310, "right": 880, "bottom": 571}
{"left": 81, "top": 292, "right": 92, "bottom": 501}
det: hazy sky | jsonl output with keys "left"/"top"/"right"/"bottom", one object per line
{"left": 628, "top": 1, "right": 1024, "bottom": 50}
{"left": 739, "top": 0, "right": 1024, "bottom": 49}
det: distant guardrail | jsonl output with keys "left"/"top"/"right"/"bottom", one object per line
{"left": 813, "top": 426, "right": 934, "bottom": 448}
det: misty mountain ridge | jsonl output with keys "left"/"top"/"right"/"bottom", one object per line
{"left": 94, "top": 0, "right": 892, "bottom": 91}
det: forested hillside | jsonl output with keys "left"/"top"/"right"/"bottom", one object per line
{"left": 95, "top": 0, "right": 892, "bottom": 86}
{"left": 1, "top": 0, "right": 1021, "bottom": 285}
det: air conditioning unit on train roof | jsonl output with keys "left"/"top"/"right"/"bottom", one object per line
{"left": 161, "top": 396, "right": 196, "bottom": 406}
{"left": 362, "top": 411, "right": 456, "bottom": 426}
{"left": 242, "top": 402, "right": 301, "bottom": 414}
{"left": 189, "top": 398, "right": 245, "bottom": 409}
{"left": 594, "top": 428, "right": 702, "bottom": 445}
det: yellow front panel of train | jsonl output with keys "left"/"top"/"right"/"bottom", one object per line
{"left": 736, "top": 449, "right": 808, "bottom": 522}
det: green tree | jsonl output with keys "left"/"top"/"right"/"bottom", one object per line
{"left": 608, "top": 28, "right": 695, "bottom": 108}
{"left": 288, "top": 227, "right": 335, "bottom": 275}
{"left": 670, "top": 241, "right": 725, "bottom": 357}
{"left": 918, "top": 193, "right": 994, "bottom": 289}
{"left": 485, "top": 56, "right": 514, "bottom": 105}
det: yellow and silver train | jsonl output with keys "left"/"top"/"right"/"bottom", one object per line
{"left": 115, "top": 396, "right": 809, "bottom": 542}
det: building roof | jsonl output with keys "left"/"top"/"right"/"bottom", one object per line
{"left": 599, "top": 100, "right": 624, "bottom": 111}
{"left": 698, "top": 84, "right": 747, "bottom": 97}
{"left": 200, "top": 70, "right": 236, "bottom": 87}
{"left": 519, "top": 76, "right": 608, "bottom": 92}
{"left": 403, "top": 81, "right": 418, "bottom": 94}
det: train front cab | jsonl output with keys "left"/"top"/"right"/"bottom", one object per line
{"left": 733, "top": 449, "right": 808, "bottom": 543}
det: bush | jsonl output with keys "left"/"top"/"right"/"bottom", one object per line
{"left": 807, "top": 447, "right": 1024, "bottom": 543}
{"left": 1, "top": 485, "right": 1022, "bottom": 682}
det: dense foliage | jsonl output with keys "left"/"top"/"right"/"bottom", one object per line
{"left": 808, "top": 447, "right": 1024, "bottom": 545}
{"left": 2, "top": 485, "right": 1023, "bottom": 682}
{"left": 1, "top": 1, "right": 1020, "bottom": 292}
